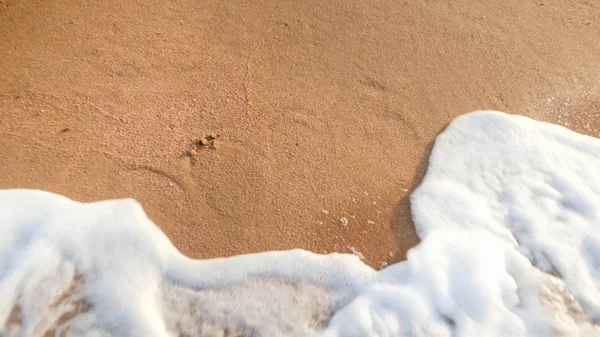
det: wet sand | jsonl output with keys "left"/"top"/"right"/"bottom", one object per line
{"left": 1, "top": 0, "right": 599, "bottom": 267}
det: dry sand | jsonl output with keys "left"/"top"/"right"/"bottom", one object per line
{"left": 1, "top": 0, "right": 599, "bottom": 268}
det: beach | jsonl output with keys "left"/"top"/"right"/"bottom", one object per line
{"left": 3, "top": 1, "right": 600, "bottom": 335}
{"left": 1, "top": 0, "right": 599, "bottom": 268}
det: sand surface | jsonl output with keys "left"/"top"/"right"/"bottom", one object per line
{"left": 1, "top": 0, "right": 599, "bottom": 267}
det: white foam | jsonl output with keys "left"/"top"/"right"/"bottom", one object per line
{"left": 412, "top": 111, "right": 600, "bottom": 322}
{"left": 1, "top": 111, "right": 600, "bottom": 336}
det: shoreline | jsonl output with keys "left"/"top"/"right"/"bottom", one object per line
{"left": 1, "top": 0, "right": 599, "bottom": 268}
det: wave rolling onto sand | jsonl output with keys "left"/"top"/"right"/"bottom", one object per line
{"left": 2, "top": 0, "right": 600, "bottom": 336}
{"left": 2, "top": 112, "right": 600, "bottom": 336}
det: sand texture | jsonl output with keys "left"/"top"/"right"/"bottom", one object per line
{"left": 1, "top": 0, "right": 600, "bottom": 267}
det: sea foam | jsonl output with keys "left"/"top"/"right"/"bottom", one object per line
{"left": 1, "top": 111, "right": 599, "bottom": 336}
